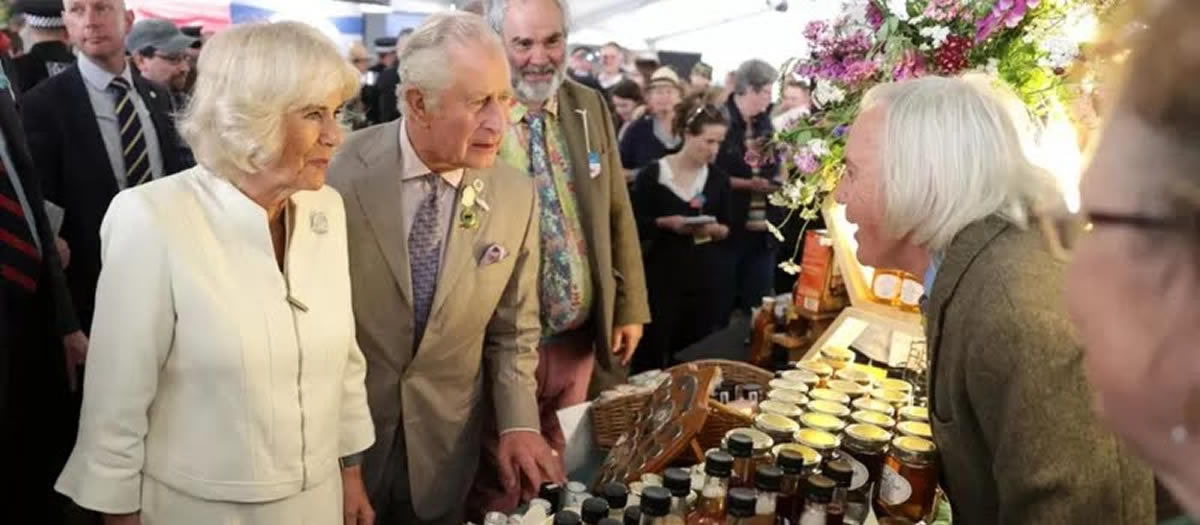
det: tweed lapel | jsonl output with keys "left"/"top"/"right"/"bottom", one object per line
{"left": 553, "top": 81, "right": 601, "bottom": 253}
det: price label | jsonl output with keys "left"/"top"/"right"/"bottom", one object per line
{"left": 879, "top": 464, "right": 912, "bottom": 505}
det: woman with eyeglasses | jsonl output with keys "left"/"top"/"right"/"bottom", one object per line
{"left": 629, "top": 95, "right": 733, "bottom": 373}
{"left": 1067, "top": 1, "right": 1200, "bottom": 520}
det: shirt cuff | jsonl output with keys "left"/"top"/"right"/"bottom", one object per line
{"left": 339, "top": 453, "right": 364, "bottom": 469}
{"left": 500, "top": 427, "right": 540, "bottom": 436}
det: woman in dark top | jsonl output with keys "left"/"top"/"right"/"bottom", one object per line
{"left": 620, "top": 66, "right": 683, "bottom": 174}
{"left": 630, "top": 95, "right": 733, "bottom": 373}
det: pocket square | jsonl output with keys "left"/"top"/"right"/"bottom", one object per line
{"left": 480, "top": 244, "right": 509, "bottom": 265}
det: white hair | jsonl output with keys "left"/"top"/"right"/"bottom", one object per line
{"left": 484, "top": 0, "right": 571, "bottom": 37}
{"left": 862, "top": 74, "right": 1060, "bottom": 252}
{"left": 397, "top": 11, "right": 504, "bottom": 114}
{"left": 179, "top": 21, "right": 359, "bottom": 180}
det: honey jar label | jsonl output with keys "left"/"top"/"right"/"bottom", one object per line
{"left": 845, "top": 454, "right": 870, "bottom": 490}
{"left": 879, "top": 465, "right": 913, "bottom": 505}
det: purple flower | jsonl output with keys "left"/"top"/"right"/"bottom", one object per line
{"left": 842, "top": 59, "right": 879, "bottom": 86}
{"left": 803, "top": 20, "right": 828, "bottom": 41}
{"left": 794, "top": 151, "right": 821, "bottom": 174}
{"left": 976, "top": 0, "right": 1040, "bottom": 42}
{"left": 866, "top": 1, "right": 884, "bottom": 30}
{"left": 833, "top": 125, "right": 849, "bottom": 138}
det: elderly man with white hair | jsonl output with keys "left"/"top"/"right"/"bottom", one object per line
{"left": 835, "top": 75, "right": 1155, "bottom": 524}
{"left": 327, "top": 11, "right": 562, "bottom": 525}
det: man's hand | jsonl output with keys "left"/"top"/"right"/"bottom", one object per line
{"left": 342, "top": 466, "right": 375, "bottom": 525}
{"left": 102, "top": 513, "right": 140, "bottom": 525}
{"left": 611, "top": 324, "right": 643, "bottom": 366}
{"left": 55, "top": 236, "right": 70, "bottom": 269}
{"left": 700, "top": 223, "right": 729, "bottom": 240}
{"left": 750, "top": 176, "right": 777, "bottom": 194}
{"left": 63, "top": 330, "right": 88, "bottom": 392}
{"left": 497, "top": 431, "right": 565, "bottom": 502}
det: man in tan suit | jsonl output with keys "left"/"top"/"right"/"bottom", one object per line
{"left": 327, "top": 12, "right": 563, "bottom": 525}
{"left": 470, "top": 0, "right": 651, "bottom": 515}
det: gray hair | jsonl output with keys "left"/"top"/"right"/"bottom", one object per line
{"left": 397, "top": 11, "right": 503, "bottom": 113}
{"left": 733, "top": 59, "right": 778, "bottom": 95}
{"left": 484, "top": 0, "right": 572, "bottom": 37}
{"left": 862, "top": 75, "right": 1060, "bottom": 252}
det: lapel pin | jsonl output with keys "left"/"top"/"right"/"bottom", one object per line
{"left": 310, "top": 211, "right": 328, "bottom": 234}
{"left": 459, "top": 208, "right": 480, "bottom": 229}
{"left": 461, "top": 185, "right": 477, "bottom": 209}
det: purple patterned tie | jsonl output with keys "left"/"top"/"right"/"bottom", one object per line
{"left": 409, "top": 174, "right": 442, "bottom": 348}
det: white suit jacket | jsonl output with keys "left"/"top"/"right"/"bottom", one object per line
{"left": 55, "top": 167, "right": 375, "bottom": 513}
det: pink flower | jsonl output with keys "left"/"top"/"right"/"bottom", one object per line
{"left": 842, "top": 59, "right": 879, "bottom": 86}
{"left": 866, "top": 1, "right": 884, "bottom": 30}
{"left": 794, "top": 151, "right": 820, "bottom": 174}
{"left": 976, "top": 0, "right": 1041, "bottom": 42}
{"left": 892, "top": 49, "right": 927, "bottom": 81}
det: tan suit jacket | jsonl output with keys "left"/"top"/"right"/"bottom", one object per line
{"left": 926, "top": 216, "right": 1154, "bottom": 524}
{"left": 327, "top": 120, "right": 541, "bottom": 520}
{"left": 542, "top": 79, "right": 651, "bottom": 395}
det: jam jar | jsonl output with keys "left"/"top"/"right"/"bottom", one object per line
{"left": 772, "top": 443, "right": 823, "bottom": 474}
{"left": 806, "top": 399, "right": 851, "bottom": 420}
{"left": 754, "top": 414, "right": 801, "bottom": 445}
{"left": 809, "top": 388, "right": 851, "bottom": 406}
{"left": 875, "top": 436, "right": 938, "bottom": 522}
{"left": 758, "top": 400, "right": 803, "bottom": 423}
{"left": 898, "top": 406, "right": 929, "bottom": 424}
{"left": 794, "top": 361, "right": 833, "bottom": 386}
{"left": 834, "top": 367, "right": 876, "bottom": 389}
{"left": 840, "top": 423, "right": 894, "bottom": 524}
{"left": 870, "top": 388, "right": 912, "bottom": 412}
{"left": 724, "top": 428, "right": 775, "bottom": 474}
{"left": 878, "top": 378, "right": 913, "bottom": 396}
{"left": 768, "top": 379, "right": 809, "bottom": 395}
{"left": 781, "top": 369, "right": 821, "bottom": 390}
{"left": 820, "top": 346, "right": 856, "bottom": 371}
{"left": 799, "top": 412, "right": 846, "bottom": 435}
{"left": 852, "top": 397, "right": 896, "bottom": 418}
{"left": 896, "top": 421, "right": 932, "bottom": 441}
{"left": 851, "top": 410, "right": 897, "bottom": 432}
{"left": 826, "top": 379, "right": 869, "bottom": 401}
{"left": 767, "top": 388, "right": 810, "bottom": 408}
{"left": 793, "top": 428, "right": 842, "bottom": 470}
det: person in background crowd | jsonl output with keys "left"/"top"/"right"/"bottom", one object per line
{"left": 633, "top": 56, "right": 658, "bottom": 89}
{"left": 688, "top": 61, "right": 712, "bottom": 95}
{"left": 5, "top": 12, "right": 26, "bottom": 57}
{"left": 771, "top": 79, "right": 811, "bottom": 129}
{"left": 473, "top": 0, "right": 650, "bottom": 516}
{"left": 343, "top": 41, "right": 372, "bottom": 130}
{"left": 179, "top": 24, "right": 201, "bottom": 95}
{"left": 126, "top": 19, "right": 195, "bottom": 112}
{"left": 836, "top": 74, "right": 1155, "bottom": 524}
{"left": 597, "top": 41, "right": 626, "bottom": 90}
{"left": 620, "top": 66, "right": 682, "bottom": 174}
{"left": 21, "top": 0, "right": 193, "bottom": 346}
{"left": 0, "top": 65, "right": 81, "bottom": 525}
{"left": 631, "top": 95, "right": 732, "bottom": 373}
{"left": 362, "top": 35, "right": 397, "bottom": 125}
{"left": 372, "top": 27, "right": 413, "bottom": 124}
{"left": 716, "top": 58, "right": 779, "bottom": 318}
{"left": 55, "top": 21, "right": 376, "bottom": 525}
{"left": 12, "top": 0, "right": 72, "bottom": 95}
{"left": 609, "top": 78, "right": 643, "bottom": 140}
{"left": 328, "top": 12, "right": 562, "bottom": 525}
{"left": 567, "top": 45, "right": 603, "bottom": 91}
{"left": 1067, "top": 1, "right": 1200, "bottom": 520}
{"left": 770, "top": 79, "right": 816, "bottom": 294}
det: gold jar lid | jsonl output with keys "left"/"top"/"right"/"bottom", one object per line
{"left": 781, "top": 369, "right": 821, "bottom": 386}
{"left": 768, "top": 389, "right": 810, "bottom": 407}
{"left": 835, "top": 367, "right": 876, "bottom": 388}
{"left": 851, "top": 410, "right": 896, "bottom": 429}
{"left": 852, "top": 397, "right": 896, "bottom": 416}
{"left": 871, "top": 388, "right": 912, "bottom": 406}
{"left": 826, "top": 379, "right": 868, "bottom": 398}
{"left": 759, "top": 399, "right": 803, "bottom": 419}
{"left": 795, "top": 360, "right": 833, "bottom": 378}
{"left": 806, "top": 399, "right": 852, "bottom": 419}
{"left": 899, "top": 406, "right": 929, "bottom": 422}
{"left": 810, "top": 388, "right": 852, "bottom": 405}
{"left": 724, "top": 427, "right": 774, "bottom": 453}
{"left": 755, "top": 413, "right": 801, "bottom": 435}
{"left": 768, "top": 379, "right": 810, "bottom": 394}
{"left": 820, "top": 346, "right": 855, "bottom": 363}
{"left": 844, "top": 423, "right": 893, "bottom": 446}
{"left": 897, "top": 421, "right": 933, "bottom": 440}
{"left": 891, "top": 436, "right": 937, "bottom": 464}
{"left": 794, "top": 428, "right": 841, "bottom": 452}
{"left": 772, "top": 443, "right": 822, "bottom": 467}
{"left": 799, "top": 412, "right": 846, "bottom": 434}
{"left": 879, "top": 378, "right": 914, "bottom": 394}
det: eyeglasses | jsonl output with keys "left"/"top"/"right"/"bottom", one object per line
{"left": 155, "top": 53, "right": 188, "bottom": 64}
{"left": 685, "top": 104, "right": 721, "bottom": 128}
{"left": 1086, "top": 211, "right": 1197, "bottom": 232}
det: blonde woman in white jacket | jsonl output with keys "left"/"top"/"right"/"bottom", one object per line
{"left": 55, "top": 21, "right": 376, "bottom": 525}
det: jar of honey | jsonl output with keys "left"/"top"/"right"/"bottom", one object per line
{"left": 772, "top": 443, "right": 822, "bottom": 475}
{"left": 820, "top": 346, "right": 856, "bottom": 371}
{"left": 799, "top": 412, "right": 846, "bottom": 435}
{"left": 896, "top": 421, "right": 933, "bottom": 441}
{"left": 754, "top": 414, "right": 801, "bottom": 445}
{"left": 898, "top": 273, "right": 924, "bottom": 313}
{"left": 758, "top": 400, "right": 803, "bottom": 423}
{"left": 795, "top": 361, "right": 833, "bottom": 386}
{"left": 768, "top": 389, "right": 809, "bottom": 408}
{"left": 875, "top": 437, "right": 938, "bottom": 522}
{"left": 898, "top": 406, "right": 929, "bottom": 424}
{"left": 871, "top": 269, "right": 903, "bottom": 306}
{"left": 826, "top": 379, "right": 869, "bottom": 400}
{"left": 793, "top": 428, "right": 842, "bottom": 470}
{"left": 806, "top": 399, "right": 852, "bottom": 420}
{"left": 878, "top": 379, "right": 914, "bottom": 396}
{"left": 840, "top": 423, "right": 894, "bottom": 524}
{"left": 870, "top": 388, "right": 912, "bottom": 412}
{"left": 781, "top": 369, "right": 821, "bottom": 390}
{"left": 852, "top": 398, "right": 896, "bottom": 417}
{"left": 768, "top": 379, "right": 809, "bottom": 395}
{"left": 723, "top": 428, "right": 775, "bottom": 474}
{"left": 809, "top": 388, "right": 851, "bottom": 406}
{"left": 834, "top": 367, "right": 876, "bottom": 389}
{"left": 851, "top": 410, "right": 896, "bottom": 431}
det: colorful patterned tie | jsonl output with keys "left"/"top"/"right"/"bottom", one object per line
{"left": 0, "top": 161, "right": 40, "bottom": 293}
{"left": 109, "top": 77, "right": 153, "bottom": 187}
{"left": 409, "top": 174, "right": 442, "bottom": 348}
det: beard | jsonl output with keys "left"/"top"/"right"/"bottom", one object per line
{"left": 513, "top": 63, "right": 566, "bottom": 104}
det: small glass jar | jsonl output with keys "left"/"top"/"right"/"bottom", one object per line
{"left": 754, "top": 414, "right": 801, "bottom": 445}
{"left": 806, "top": 399, "right": 852, "bottom": 420}
{"left": 758, "top": 400, "right": 803, "bottom": 422}
{"left": 852, "top": 397, "right": 896, "bottom": 417}
{"left": 767, "top": 389, "right": 810, "bottom": 408}
{"left": 799, "top": 412, "right": 846, "bottom": 435}
{"left": 870, "top": 388, "right": 912, "bottom": 411}
{"left": 896, "top": 421, "right": 933, "bottom": 441}
{"left": 771, "top": 443, "right": 823, "bottom": 475}
{"left": 851, "top": 410, "right": 896, "bottom": 431}
{"left": 840, "top": 424, "right": 894, "bottom": 524}
{"left": 809, "top": 388, "right": 851, "bottom": 406}
{"left": 793, "top": 428, "right": 842, "bottom": 471}
{"left": 878, "top": 378, "right": 913, "bottom": 396}
{"left": 737, "top": 383, "right": 765, "bottom": 404}
{"left": 795, "top": 361, "right": 833, "bottom": 386}
{"left": 820, "top": 346, "right": 856, "bottom": 371}
{"left": 768, "top": 379, "right": 809, "bottom": 395}
{"left": 781, "top": 369, "right": 821, "bottom": 390}
{"left": 835, "top": 367, "right": 876, "bottom": 389}
{"left": 875, "top": 437, "right": 938, "bottom": 522}
{"left": 723, "top": 428, "right": 775, "bottom": 476}
{"left": 898, "top": 406, "right": 929, "bottom": 424}
{"left": 826, "top": 379, "right": 869, "bottom": 400}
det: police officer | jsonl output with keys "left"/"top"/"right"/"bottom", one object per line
{"left": 12, "top": 0, "right": 74, "bottom": 96}
{"left": 362, "top": 35, "right": 397, "bottom": 125}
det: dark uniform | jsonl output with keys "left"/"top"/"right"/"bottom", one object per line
{"left": 363, "top": 36, "right": 397, "bottom": 126}
{"left": 11, "top": 0, "right": 74, "bottom": 97}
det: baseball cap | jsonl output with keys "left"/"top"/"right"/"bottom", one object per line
{"left": 126, "top": 19, "right": 198, "bottom": 56}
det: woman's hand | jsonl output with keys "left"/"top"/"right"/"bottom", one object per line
{"left": 103, "top": 513, "right": 141, "bottom": 525}
{"left": 342, "top": 466, "right": 375, "bottom": 525}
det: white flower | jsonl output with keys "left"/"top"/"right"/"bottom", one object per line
{"left": 779, "top": 261, "right": 802, "bottom": 275}
{"left": 844, "top": 0, "right": 870, "bottom": 26}
{"left": 813, "top": 79, "right": 846, "bottom": 109}
{"left": 985, "top": 58, "right": 1001, "bottom": 75}
{"left": 909, "top": 15, "right": 925, "bottom": 25}
{"left": 807, "top": 138, "right": 831, "bottom": 158}
{"left": 1038, "top": 36, "right": 1080, "bottom": 70}
{"left": 919, "top": 25, "right": 951, "bottom": 48}
{"left": 766, "top": 221, "right": 786, "bottom": 242}
{"left": 887, "top": 0, "right": 910, "bottom": 21}
{"left": 919, "top": 43, "right": 931, "bottom": 51}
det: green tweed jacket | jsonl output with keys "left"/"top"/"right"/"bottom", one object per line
{"left": 924, "top": 216, "right": 1156, "bottom": 524}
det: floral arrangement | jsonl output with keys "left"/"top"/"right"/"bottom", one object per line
{"left": 766, "top": 0, "right": 1118, "bottom": 273}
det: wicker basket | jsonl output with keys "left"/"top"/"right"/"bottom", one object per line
{"left": 591, "top": 390, "right": 650, "bottom": 449}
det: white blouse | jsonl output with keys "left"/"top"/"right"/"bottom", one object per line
{"left": 56, "top": 167, "right": 375, "bottom": 513}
